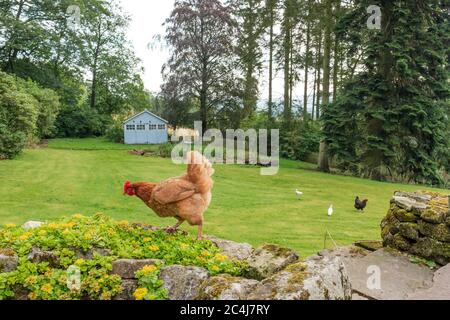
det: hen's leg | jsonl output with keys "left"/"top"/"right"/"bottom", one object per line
{"left": 196, "top": 223, "right": 203, "bottom": 240}
{"left": 165, "top": 219, "right": 185, "bottom": 234}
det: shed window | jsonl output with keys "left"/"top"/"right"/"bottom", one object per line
{"left": 137, "top": 124, "right": 145, "bottom": 130}
{"left": 126, "top": 125, "right": 135, "bottom": 130}
{"left": 149, "top": 124, "right": 157, "bottom": 130}
{"left": 158, "top": 124, "right": 166, "bottom": 130}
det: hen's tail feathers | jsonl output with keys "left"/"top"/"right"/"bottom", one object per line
{"left": 186, "top": 151, "right": 214, "bottom": 193}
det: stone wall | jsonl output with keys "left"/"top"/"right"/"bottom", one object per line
{"left": 381, "top": 191, "right": 450, "bottom": 265}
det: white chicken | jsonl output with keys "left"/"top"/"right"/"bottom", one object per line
{"left": 328, "top": 205, "right": 334, "bottom": 217}
{"left": 295, "top": 189, "right": 303, "bottom": 199}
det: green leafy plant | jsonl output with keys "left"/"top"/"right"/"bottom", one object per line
{"left": 0, "top": 214, "right": 246, "bottom": 300}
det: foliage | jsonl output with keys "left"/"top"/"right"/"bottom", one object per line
{"left": 280, "top": 120, "right": 321, "bottom": 161}
{"left": 0, "top": 214, "right": 246, "bottom": 300}
{"left": 323, "top": 1, "right": 450, "bottom": 186}
{"left": 0, "top": 71, "right": 60, "bottom": 158}
{"left": 55, "top": 105, "right": 110, "bottom": 138}
{"left": 105, "top": 122, "right": 124, "bottom": 144}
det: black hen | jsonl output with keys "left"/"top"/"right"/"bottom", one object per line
{"left": 355, "top": 196, "right": 368, "bottom": 211}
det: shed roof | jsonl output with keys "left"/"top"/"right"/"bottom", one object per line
{"left": 123, "top": 109, "right": 168, "bottom": 124}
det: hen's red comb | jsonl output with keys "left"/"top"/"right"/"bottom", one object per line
{"left": 124, "top": 181, "right": 132, "bottom": 193}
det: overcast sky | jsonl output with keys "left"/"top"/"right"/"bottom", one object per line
{"left": 120, "top": 0, "right": 174, "bottom": 93}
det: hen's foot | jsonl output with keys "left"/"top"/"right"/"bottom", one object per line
{"left": 164, "top": 227, "right": 178, "bottom": 234}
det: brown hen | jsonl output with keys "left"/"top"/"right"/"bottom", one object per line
{"left": 124, "top": 151, "right": 214, "bottom": 239}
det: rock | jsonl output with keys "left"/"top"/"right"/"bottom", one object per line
{"left": 391, "top": 234, "right": 412, "bottom": 251}
{"left": 410, "top": 238, "right": 450, "bottom": 265}
{"left": 393, "top": 208, "right": 418, "bottom": 222}
{"left": 394, "top": 192, "right": 432, "bottom": 203}
{"left": 393, "top": 196, "right": 428, "bottom": 213}
{"left": 407, "top": 263, "right": 450, "bottom": 300}
{"left": 352, "top": 293, "right": 369, "bottom": 300}
{"left": 112, "top": 259, "right": 162, "bottom": 279}
{"left": 421, "top": 208, "right": 446, "bottom": 224}
{"left": 197, "top": 275, "right": 259, "bottom": 300}
{"left": 75, "top": 247, "right": 112, "bottom": 260}
{"left": 354, "top": 241, "right": 383, "bottom": 252}
{"left": 398, "top": 223, "right": 419, "bottom": 241}
{"left": 0, "top": 253, "right": 18, "bottom": 273}
{"left": 343, "top": 248, "right": 434, "bottom": 300}
{"left": 206, "top": 236, "right": 253, "bottom": 261}
{"left": 159, "top": 265, "right": 209, "bottom": 300}
{"left": 27, "top": 247, "right": 60, "bottom": 267}
{"left": 22, "top": 221, "right": 44, "bottom": 230}
{"left": 418, "top": 220, "right": 450, "bottom": 243}
{"left": 248, "top": 255, "right": 351, "bottom": 300}
{"left": 114, "top": 280, "right": 138, "bottom": 300}
{"left": 244, "top": 244, "right": 299, "bottom": 280}
{"left": 12, "top": 285, "right": 29, "bottom": 300}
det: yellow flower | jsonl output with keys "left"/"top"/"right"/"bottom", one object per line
{"left": 47, "top": 223, "right": 58, "bottom": 229}
{"left": 38, "top": 230, "right": 47, "bottom": 236}
{"left": 201, "top": 251, "right": 212, "bottom": 257}
{"left": 5, "top": 223, "right": 16, "bottom": 228}
{"left": 100, "top": 292, "right": 112, "bottom": 300}
{"left": 28, "top": 292, "right": 38, "bottom": 300}
{"left": 25, "top": 276, "right": 37, "bottom": 285}
{"left": 18, "top": 232, "right": 32, "bottom": 241}
{"left": 84, "top": 233, "right": 94, "bottom": 240}
{"left": 214, "top": 254, "right": 228, "bottom": 262}
{"left": 148, "top": 245, "right": 159, "bottom": 252}
{"left": 211, "top": 265, "right": 220, "bottom": 272}
{"left": 41, "top": 284, "right": 53, "bottom": 294}
{"left": 118, "top": 220, "right": 129, "bottom": 226}
{"left": 75, "top": 259, "right": 85, "bottom": 266}
{"left": 143, "top": 237, "right": 152, "bottom": 243}
{"left": 73, "top": 214, "right": 84, "bottom": 219}
{"left": 133, "top": 288, "right": 148, "bottom": 300}
{"left": 62, "top": 229, "right": 70, "bottom": 235}
{"left": 44, "top": 270, "right": 54, "bottom": 277}
{"left": 141, "top": 265, "right": 157, "bottom": 274}
{"left": 180, "top": 243, "right": 189, "bottom": 250}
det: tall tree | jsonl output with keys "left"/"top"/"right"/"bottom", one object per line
{"left": 317, "top": 0, "right": 332, "bottom": 172}
{"left": 163, "top": 0, "right": 236, "bottom": 133}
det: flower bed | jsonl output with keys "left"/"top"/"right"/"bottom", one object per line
{"left": 0, "top": 214, "right": 245, "bottom": 300}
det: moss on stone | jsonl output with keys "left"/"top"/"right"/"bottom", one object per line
{"left": 399, "top": 223, "right": 419, "bottom": 241}
{"left": 394, "top": 209, "right": 418, "bottom": 222}
{"left": 418, "top": 221, "right": 450, "bottom": 243}
{"left": 0, "top": 248, "right": 15, "bottom": 257}
{"left": 261, "top": 244, "right": 297, "bottom": 258}
{"left": 391, "top": 234, "right": 412, "bottom": 251}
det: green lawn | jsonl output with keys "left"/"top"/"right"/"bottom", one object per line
{"left": 0, "top": 138, "right": 448, "bottom": 256}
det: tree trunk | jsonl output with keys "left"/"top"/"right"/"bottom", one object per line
{"left": 268, "top": 11, "right": 274, "bottom": 125}
{"left": 303, "top": 19, "right": 311, "bottom": 120}
{"left": 315, "top": 29, "right": 322, "bottom": 120}
{"left": 6, "top": 0, "right": 25, "bottom": 73}
{"left": 317, "top": 0, "right": 332, "bottom": 173}
{"left": 332, "top": 0, "right": 341, "bottom": 100}
{"left": 283, "top": 3, "right": 291, "bottom": 126}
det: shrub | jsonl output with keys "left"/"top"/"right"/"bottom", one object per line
{"left": 0, "top": 72, "right": 39, "bottom": 159}
{"left": 55, "top": 106, "right": 110, "bottom": 138}
{"left": 281, "top": 121, "right": 321, "bottom": 161}
{"left": 105, "top": 122, "right": 124, "bottom": 143}
{"left": 156, "top": 143, "right": 173, "bottom": 158}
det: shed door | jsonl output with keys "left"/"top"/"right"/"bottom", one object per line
{"left": 135, "top": 124, "right": 147, "bottom": 144}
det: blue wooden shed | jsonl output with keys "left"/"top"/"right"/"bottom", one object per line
{"left": 123, "top": 110, "right": 169, "bottom": 144}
